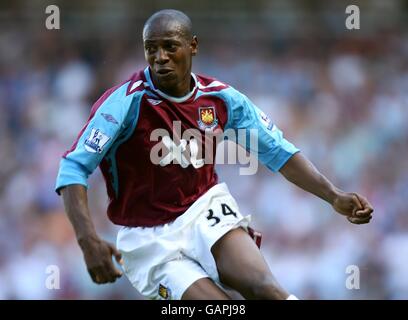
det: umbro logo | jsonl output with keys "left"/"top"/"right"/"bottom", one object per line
{"left": 147, "top": 98, "right": 163, "bottom": 106}
{"left": 101, "top": 113, "right": 118, "bottom": 124}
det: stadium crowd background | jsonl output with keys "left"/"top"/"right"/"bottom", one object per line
{"left": 0, "top": 0, "right": 407, "bottom": 299}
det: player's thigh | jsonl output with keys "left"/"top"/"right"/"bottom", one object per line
{"left": 182, "top": 277, "right": 231, "bottom": 300}
{"left": 211, "top": 227, "right": 286, "bottom": 299}
{"left": 157, "top": 256, "right": 230, "bottom": 300}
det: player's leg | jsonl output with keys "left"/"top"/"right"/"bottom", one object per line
{"left": 181, "top": 277, "right": 230, "bottom": 300}
{"left": 211, "top": 227, "right": 289, "bottom": 300}
{"left": 157, "top": 256, "right": 232, "bottom": 300}
{"left": 117, "top": 225, "right": 229, "bottom": 300}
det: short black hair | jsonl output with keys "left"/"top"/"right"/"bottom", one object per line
{"left": 143, "top": 9, "right": 193, "bottom": 41}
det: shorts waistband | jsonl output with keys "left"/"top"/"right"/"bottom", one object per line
{"left": 165, "top": 182, "right": 231, "bottom": 230}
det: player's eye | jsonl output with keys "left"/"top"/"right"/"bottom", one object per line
{"left": 165, "top": 43, "right": 178, "bottom": 52}
{"left": 145, "top": 46, "right": 157, "bottom": 54}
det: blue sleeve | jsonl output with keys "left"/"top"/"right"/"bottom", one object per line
{"left": 55, "top": 83, "right": 140, "bottom": 194}
{"left": 223, "top": 87, "right": 300, "bottom": 172}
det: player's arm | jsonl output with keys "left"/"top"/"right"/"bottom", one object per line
{"left": 55, "top": 86, "right": 138, "bottom": 283}
{"left": 223, "top": 87, "right": 373, "bottom": 224}
{"left": 279, "top": 152, "right": 373, "bottom": 224}
{"left": 61, "top": 184, "right": 123, "bottom": 284}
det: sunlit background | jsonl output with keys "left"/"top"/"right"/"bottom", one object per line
{"left": 0, "top": 0, "right": 407, "bottom": 299}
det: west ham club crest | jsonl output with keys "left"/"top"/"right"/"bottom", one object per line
{"left": 197, "top": 106, "right": 218, "bottom": 131}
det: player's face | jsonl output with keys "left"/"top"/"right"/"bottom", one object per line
{"left": 143, "top": 22, "right": 198, "bottom": 97}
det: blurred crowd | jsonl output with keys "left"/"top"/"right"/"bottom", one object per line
{"left": 0, "top": 0, "right": 407, "bottom": 299}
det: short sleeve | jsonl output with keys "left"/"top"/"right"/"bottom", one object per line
{"left": 55, "top": 83, "right": 139, "bottom": 193}
{"left": 223, "top": 87, "right": 299, "bottom": 172}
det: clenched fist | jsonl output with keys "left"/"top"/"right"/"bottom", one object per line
{"left": 332, "top": 192, "right": 374, "bottom": 224}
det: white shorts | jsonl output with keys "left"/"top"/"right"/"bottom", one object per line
{"left": 116, "top": 183, "right": 251, "bottom": 300}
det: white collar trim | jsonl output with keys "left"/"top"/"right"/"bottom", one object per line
{"left": 144, "top": 67, "right": 197, "bottom": 103}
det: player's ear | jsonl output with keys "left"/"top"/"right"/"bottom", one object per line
{"left": 191, "top": 36, "right": 198, "bottom": 56}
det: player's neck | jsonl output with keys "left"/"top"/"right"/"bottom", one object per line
{"left": 152, "top": 73, "right": 193, "bottom": 98}
{"left": 160, "top": 83, "right": 190, "bottom": 98}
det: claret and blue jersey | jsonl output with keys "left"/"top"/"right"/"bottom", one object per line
{"left": 55, "top": 67, "right": 299, "bottom": 227}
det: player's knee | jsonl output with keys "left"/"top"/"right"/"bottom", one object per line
{"left": 246, "top": 274, "right": 287, "bottom": 300}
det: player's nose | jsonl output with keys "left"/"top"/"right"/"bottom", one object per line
{"left": 155, "top": 47, "right": 169, "bottom": 65}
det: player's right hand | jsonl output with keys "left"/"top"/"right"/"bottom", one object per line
{"left": 78, "top": 235, "right": 124, "bottom": 284}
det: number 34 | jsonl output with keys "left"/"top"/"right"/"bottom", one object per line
{"left": 206, "top": 203, "right": 237, "bottom": 227}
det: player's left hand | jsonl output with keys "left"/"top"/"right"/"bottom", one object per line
{"left": 332, "top": 192, "right": 374, "bottom": 224}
